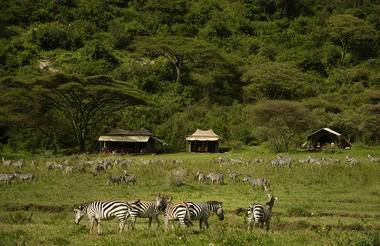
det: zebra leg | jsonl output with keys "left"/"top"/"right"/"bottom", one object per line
{"left": 203, "top": 218, "right": 209, "bottom": 229}
{"left": 130, "top": 217, "right": 137, "bottom": 230}
{"left": 164, "top": 216, "right": 169, "bottom": 232}
{"left": 148, "top": 217, "right": 152, "bottom": 228}
{"left": 89, "top": 218, "right": 95, "bottom": 234}
{"left": 254, "top": 221, "right": 259, "bottom": 229}
{"left": 97, "top": 219, "right": 102, "bottom": 235}
{"left": 119, "top": 219, "right": 125, "bottom": 233}
{"left": 153, "top": 215, "right": 160, "bottom": 228}
{"left": 266, "top": 220, "right": 270, "bottom": 232}
{"left": 199, "top": 219, "right": 203, "bottom": 230}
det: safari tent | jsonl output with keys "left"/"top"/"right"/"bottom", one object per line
{"left": 98, "top": 128, "right": 166, "bottom": 153}
{"left": 303, "top": 128, "right": 351, "bottom": 150}
{"left": 186, "top": 129, "right": 222, "bottom": 153}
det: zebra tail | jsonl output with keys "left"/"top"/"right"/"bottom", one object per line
{"left": 183, "top": 202, "right": 192, "bottom": 225}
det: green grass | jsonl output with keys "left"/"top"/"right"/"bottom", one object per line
{"left": 0, "top": 146, "right": 380, "bottom": 245}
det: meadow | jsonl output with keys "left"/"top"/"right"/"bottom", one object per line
{"left": 0, "top": 146, "right": 380, "bottom": 246}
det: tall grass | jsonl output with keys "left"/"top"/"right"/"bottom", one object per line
{"left": 0, "top": 146, "right": 380, "bottom": 245}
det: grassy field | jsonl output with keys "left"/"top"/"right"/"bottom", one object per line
{"left": 0, "top": 146, "right": 380, "bottom": 245}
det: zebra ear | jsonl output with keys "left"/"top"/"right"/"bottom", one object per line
{"left": 169, "top": 197, "right": 173, "bottom": 202}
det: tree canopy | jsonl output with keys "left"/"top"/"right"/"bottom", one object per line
{"left": 0, "top": 0, "right": 380, "bottom": 153}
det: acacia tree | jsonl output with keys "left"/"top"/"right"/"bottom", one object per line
{"left": 1, "top": 74, "right": 146, "bottom": 152}
{"left": 327, "top": 14, "right": 376, "bottom": 63}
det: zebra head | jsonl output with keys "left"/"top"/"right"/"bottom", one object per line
{"left": 207, "top": 201, "right": 224, "bottom": 221}
{"left": 242, "top": 175, "right": 250, "bottom": 183}
{"left": 266, "top": 194, "right": 278, "bottom": 209}
{"left": 74, "top": 204, "right": 87, "bottom": 224}
{"left": 155, "top": 194, "right": 172, "bottom": 211}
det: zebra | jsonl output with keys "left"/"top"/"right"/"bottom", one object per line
{"left": 74, "top": 200, "right": 130, "bottom": 234}
{"left": 242, "top": 175, "right": 270, "bottom": 191}
{"left": 0, "top": 173, "right": 15, "bottom": 184}
{"left": 345, "top": 155, "right": 360, "bottom": 166}
{"left": 2, "top": 157, "right": 13, "bottom": 166}
{"left": 196, "top": 171, "right": 205, "bottom": 182}
{"left": 64, "top": 166, "right": 74, "bottom": 174}
{"left": 247, "top": 194, "right": 278, "bottom": 231}
{"left": 13, "top": 172, "right": 35, "bottom": 182}
{"left": 155, "top": 194, "right": 191, "bottom": 232}
{"left": 94, "top": 163, "right": 105, "bottom": 175}
{"left": 183, "top": 201, "right": 224, "bottom": 229}
{"left": 368, "top": 154, "right": 380, "bottom": 162}
{"left": 126, "top": 195, "right": 171, "bottom": 230}
{"left": 253, "top": 158, "right": 264, "bottom": 164}
{"left": 107, "top": 175, "right": 123, "bottom": 185}
{"left": 12, "top": 160, "right": 25, "bottom": 168}
{"left": 227, "top": 169, "right": 240, "bottom": 182}
{"left": 123, "top": 170, "right": 137, "bottom": 185}
{"left": 206, "top": 173, "right": 224, "bottom": 185}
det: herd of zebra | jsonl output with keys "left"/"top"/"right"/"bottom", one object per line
{"left": 74, "top": 193, "right": 277, "bottom": 234}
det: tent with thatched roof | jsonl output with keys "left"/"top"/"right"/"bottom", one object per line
{"left": 98, "top": 128, "right": 166, "bottom": 153}
{"left": 186, "top": 129, "right": 222, "bottom": 152}
{"left": 303, "top": 128, "right": 351, "bottom": 150}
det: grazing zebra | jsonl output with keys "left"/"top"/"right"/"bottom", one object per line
{"left": 13, "top": 172, "right": 35, "bottom": 182}
{"left": 206, "top": 173, "right": 224, "bottom": 185}
{"left": 107, "top": 175, "right": 123, "bottom": 185}
{"left": 2, "top": 157, "right": 13, "bottom": 166}
{"left": 127, "top": 195, "right": 171, "bottom": 230}
{"left": 243, "top": 175, "right": 270, "bottom": 191}
{"left": 155, "top": 195, "right": 191, "bottom": 232}
{"left": 12, "top": 160, "right": 25, "bottom": 168}
{"left": 123, "top": 170, "right": 137, "bottom": 185}
{"left": 196, "top": 171, "right": 205, "bottom": 182}
{"left": 247, "top": 194, "right": 278, "bottom": 231}
{"left": 345, "top": 155, "right": 360, "bottom": 166}
{"left": 253, "top": 158, "right": 264, "bottom": 164}
{"left": 227, "top": 169, "right": 240, "bottom": 182}
{"left": 0, "top": 173, "right": 15, "bottom": 184}
{"left": 74, "top": 200, "right": 130, "bottom": 234}
{"left": 183, "top": 201, "right": 224, "bottom": 229}
{"left": 64, "top": 166, "right": 74, "bottom": 174}
{"left": 368, "top": 154, "right": 380, "bottom": 162}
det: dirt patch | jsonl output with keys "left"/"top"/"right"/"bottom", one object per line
{"left": 5, "top": 204, "right": 69, "bottom": 213}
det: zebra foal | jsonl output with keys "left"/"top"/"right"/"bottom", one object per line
{"left": 126, "top": 196, "right": 169, "bottom": 230}
{"left": 183, "top": 201, "right": 224, "bottom": 229}
{"left": 247, "top": 194, "right": 278, "bottom": 231}
{"left": 155, "top": 194, "right": 191, "bottom": 232}
{"left": 74, "top": 200, "right": 130, "bottom": 234}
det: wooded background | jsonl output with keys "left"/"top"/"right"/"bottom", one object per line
{"left": 0, "top": 0, "right": 379, "bottom": 153}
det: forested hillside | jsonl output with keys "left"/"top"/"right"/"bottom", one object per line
{"left": 0, "top": 0, "right": 379, "bottom": 153}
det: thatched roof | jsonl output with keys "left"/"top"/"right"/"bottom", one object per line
{"left": 186, "top": 129, "right": 222, "bottom": 141}
{"left": 99, "top": 127, "right": 166, "bottom": 145}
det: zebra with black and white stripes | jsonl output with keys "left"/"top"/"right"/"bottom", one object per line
{"left": 126, "top": 196, "right": 170, "bottom": 230}
{"left": 74, "top": 200, "right": 130, "bottom": 234}
{"left": 247, "top": 194, "right": 278, "bottom": 231}
{"left": 155, "top": 194, "right": 192, "bottom": 232}
{"left": 183, "top": 201, "right": 224, "bottom": 229}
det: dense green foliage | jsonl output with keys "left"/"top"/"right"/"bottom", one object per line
{"left": 0, "top": 0, "right": 380, "bottom": 153}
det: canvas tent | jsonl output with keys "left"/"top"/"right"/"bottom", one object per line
{"left": 303, "top": 128, "right": 351, "bottom": 150}
{"left": 186, "top": 129, "right": 222, "bottom": 153}
{"left": 98, "top": 128, "right": 166, "bottom": 153}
